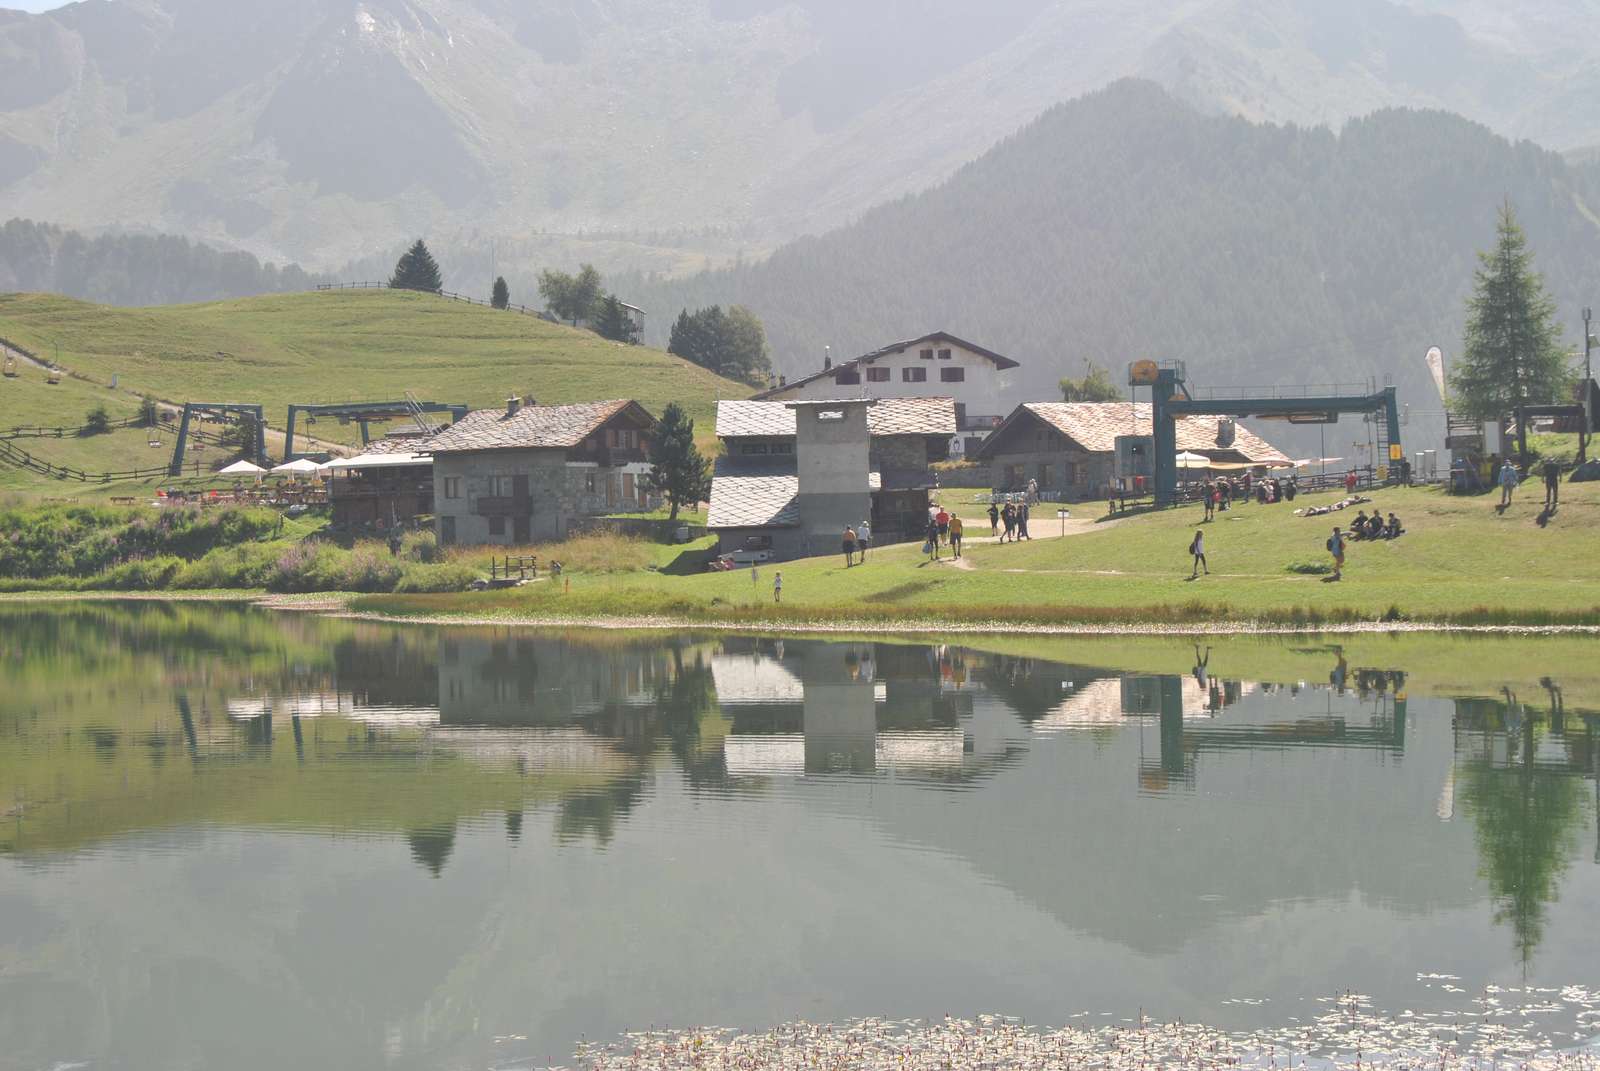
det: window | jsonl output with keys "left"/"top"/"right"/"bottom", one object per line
{"left": 867, "top": 367, "right": 891, "bottom": 383}
{"left": 835, "top": 370, "right": 860, "bottom": 385}
{"left": 919, "top": 348, "right": 934, "bottom": 360}
{"left": 902, "top": 367, "right": 927, "bottom": 383}
{"left": 442, "top": 476, "right": 461, "bottom": 499}
{"left": 940, "top": 367, "right": 965, "bottom": 383}
{"left": 487, "top": 475, "right": 513, "bottom": 497}
{"left": 1038, "top": 464, "right": 1053, "bottom": 488}
{"left": 487, "top": 515, "right": 506, "bottom": 537}
{"left": 622, "top": 472, "right": 636, "bottom": 501}
{"left": 771, "top": 442, "right": 793, "bottom": 455}
{"left": 584, "top": 472, "right": 598, "bottom": 493}
{"left": 739, "top": 443, "right": 770, "bottom": 455}
{"left": 619, "top": 429, "right": 637, "bottom": 450}
{"left": 937, "top": 348, "right": 952, "bottom": 360}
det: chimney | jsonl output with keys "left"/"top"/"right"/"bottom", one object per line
{"left": 823, "top": 344, "right": 832, "bottom": 371}
{"left": 506, "top": 396, "right": 521, "bottom": 418}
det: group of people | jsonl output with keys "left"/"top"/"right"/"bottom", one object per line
{"left": 1495, "top": 456, "right": 1565, "bottom": 511}
{"left": 1348, "top": 509, "right": 1403, "bottom": 541}
{"left": 1199, "top": 474, "right": 1297, "bottom": 520}
{"left": 985, "top": 500, "right": 1032, "bottom": 542}
{"left": 925, "top": 507, "right": 965, "bottom": 559}
{"left": 840, "top": 520, "right": 872, "bottom": 566}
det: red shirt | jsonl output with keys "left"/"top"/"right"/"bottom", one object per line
{"left": 936, "top": 510, "right": 949, "bottom": 526}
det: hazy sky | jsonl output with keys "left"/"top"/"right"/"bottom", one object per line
{"left": 4, "top": 1, "right": 65, "bottom": 10}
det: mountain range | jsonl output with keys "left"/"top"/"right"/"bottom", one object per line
{"left": 4, "top": 0, "right": 1600, "bottom": 272}
{"left": 628, "top": 80, "right": 1600, "bottom": 453}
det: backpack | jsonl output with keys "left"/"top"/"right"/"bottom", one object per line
{"left": 1326, "top": 536, "right": 1337, "bottom": 553}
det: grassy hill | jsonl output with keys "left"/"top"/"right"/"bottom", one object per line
{"left": 0, "top": 288, "right": 748, "bottom": 492}
{"left": 359, "top": 481, "right": 1600, "bottom": 627}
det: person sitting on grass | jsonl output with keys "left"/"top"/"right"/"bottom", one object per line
{"left": 1351, "top": 510, "right": 1370, "bottom": 539}
{"left": 1385, "top": 513, "right": 1403, "bottom": 539}
{"left": 1368, "top": 512, "right": 1386, "bottom": 540}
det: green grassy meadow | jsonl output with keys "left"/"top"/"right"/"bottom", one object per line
{"left": 0, "top": 289, "right": 748, "bottom": 493}
{"left": 356, "top": 482, "right": 1600, "bottom": 626}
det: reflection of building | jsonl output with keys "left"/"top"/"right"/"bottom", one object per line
{"left": 714, "top": 639, "right": 1012, "bottom": 778}
{"left": 435, "top": 632, "right": 676, "bottom": 727}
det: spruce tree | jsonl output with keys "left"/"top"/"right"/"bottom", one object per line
{"left": 388, "top": 240, "right": 443, "bottom": 293}
{"left": 491, "top": 276, "right": 510, "bottom": 309}
{"left": 1450, "top": 200, "right": 1570, "bottom": 424}
{"left": 593, "top": 294, "right": 640, "bottom": 343}
{"left": 644, "top": 403, "right": 712, "bottom": 521}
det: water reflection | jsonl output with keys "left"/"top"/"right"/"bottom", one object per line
{"left": 1, "top": 604, "right": 1597, "bottom": 1068}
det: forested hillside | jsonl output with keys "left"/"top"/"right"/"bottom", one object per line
{"left": 632, "top": 80, "right": 1600, "bottom": 448}
{"left": 0, "top": 219, "right": 325, "bottom": 305}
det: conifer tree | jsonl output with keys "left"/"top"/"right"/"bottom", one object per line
{"left": 388, "top": 240, "right": 443, "bottom": 293}
{"left": 1450, "top": 200, "right": 1569, "bottom": 424}
{"left": 491, "top": 276, "right": 510, "bottom": 309}
{"left": 593, "top": 293, "right": 640, "bottom": 343}
{"left": 644, "top": 403, "right": 712, "bottom": 521}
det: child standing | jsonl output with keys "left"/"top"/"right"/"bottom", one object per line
{"left": 773, "top": 571, "right": 783, "bottom": 603}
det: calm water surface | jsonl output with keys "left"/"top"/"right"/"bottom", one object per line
{"left": 1, "top": 604, "right": 1596, "bottom": 1070}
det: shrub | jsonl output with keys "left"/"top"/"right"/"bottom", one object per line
{"left": 398, "top": 529, "right": 439, "bottom": 563}
{"left": 99, "top": 555, "right": 183, "bottom": 590}
{"left": 81, "top": 406, "right": 111, "bottom": 436}
{"left": 1285, "top": 560, "right": 1333, "bottom": 575}
{"left": 393, "top": 562, "right": 480, "bottom": 593}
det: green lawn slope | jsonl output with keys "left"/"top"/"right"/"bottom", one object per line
{"left": 0, "top": 289, "right": 748, "bottom": 492}
{"left": 358, "top": 482, "right": 1600, "bottom": 627}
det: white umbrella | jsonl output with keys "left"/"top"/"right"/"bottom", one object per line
{"left": 1174, "top": 451, "right": 1212, "bottom": 470}
{"left": 218, "top": 459, "right": 266, "bottom": 475}
{"left": 271, "top": 458, "right": 322, "bottom": 475}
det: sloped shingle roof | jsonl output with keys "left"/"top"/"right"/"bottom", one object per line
{"left": 752, "top": 332, "right": 1020, "bottom": 399}
{"left": 715, "top": 397, "right": 956, "bottom": 440}
{"left": 708, "top": 471, "right": 885, "bottom": 530}
{"left": 425, "top": 400, "right": 643, "bottom": 453}
{"left": 980, "top": 402, "right": 1287, "bottom": 463}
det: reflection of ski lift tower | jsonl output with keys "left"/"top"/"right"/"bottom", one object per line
{"left": 168, "top": 402, "right": 267, "bottom": 475}
{"left": 1128, "top": 360, "right": 1403, "bottom": 507}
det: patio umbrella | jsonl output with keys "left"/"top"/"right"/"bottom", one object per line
{"left": 271, "top": 458, "right": 322, "bottom": 475}
{"left": 1174, "top": 451, "right": 1212, "bottom": 469}
{"left": 218, "top": 459, "right": 266, "bottom": 475}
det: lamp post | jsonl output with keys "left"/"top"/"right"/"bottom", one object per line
{"left": 1582, "top": 307, "right": 1593, "bottom": 465}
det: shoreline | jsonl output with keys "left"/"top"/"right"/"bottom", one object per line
{"left": 2, "top": 588, "right": 1599, "bottom": 634}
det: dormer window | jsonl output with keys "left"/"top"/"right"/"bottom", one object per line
{"left": 937, "top": 348, "right": 952, "bottom": 360}
{"left": 919, "top": 348, "right": 934, "bottom": 360}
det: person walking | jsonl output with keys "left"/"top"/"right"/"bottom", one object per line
{"left": 988, "top": 501, "right": 1000, "bottom": 536}
{"left": 1345, "top": 468, "right": 1358, "bottom": 495}
{"left": 1027, "top": 476, "right": 1038, "bottom": 505}
{"left": 1202, "top": 479, "right": 1214, "bottom": 521}
{"left": 925, "top": 516, "right": 941, "bottom": 560}
{"left": 1499, "top": 458, "right": 1519, "bottom": 507}
{"left": 1189, "top": 529, "right": 1208, "bottom": 577}
{"left": 949, "top": 514, "right": 964, "bottom": 558}
{"left": 857, "top": 519, "right": 871, "bottom": 560}
{"left": 842, "top": 525, "right": 857, "bottom": 567}
{"left": 1543, "top": 460, "right": 1561, "bottom": 509}
{"left": 935, "top": 506, "right": 950, "bottom": 546}
{"left": 1327, "top": 526, "right": 1346, "bottom": 581}
{"left": 1001, "top": 502, "right": 1016, "bottom": 543}
{"left": 1017, "top": 501, "right": 1031, "bottom": 540}
{"left": 773, "top": 571, "right": 782, "bottom": 603}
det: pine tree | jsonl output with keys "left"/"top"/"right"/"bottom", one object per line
{"left": 593, "top": 294, "right": 640, "bottom": 343}
{"left": 388, "top": 240, "right": 443, "bottom": 293}
{"left": 491, "top": 276, "right": 510, "bottom": 309}
{"left": 644, "top": 403, "right": 712, "bottom": 521}
{"left": 1450, "top": 201, "right": 1569, "bottom": 425}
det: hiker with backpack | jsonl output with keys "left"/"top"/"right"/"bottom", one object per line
{"left": 1327, "top": 527, "right": 1346, "bottom": 580}
{"left": 1189, "top": 529, "right": 1208, "bottom": 578}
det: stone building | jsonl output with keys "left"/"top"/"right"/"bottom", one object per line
{"left": 974, "top": 401, "right": 1288, "bottom": 501}
{"left": 425, "top": 398, "right": 659, "bottom": 546}
{"left": 707, "top": 396, "right": 955, "bottom": 561}
{"left": 753, "top": 332, "right": 1019, "bottom": 456}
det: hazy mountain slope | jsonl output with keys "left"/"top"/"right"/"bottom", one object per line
{"left": 6, "top": 0, "right": 1600, "bottom": 275}
{"left": 629, "top": 81, "right": 1600, "bottom": 451}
